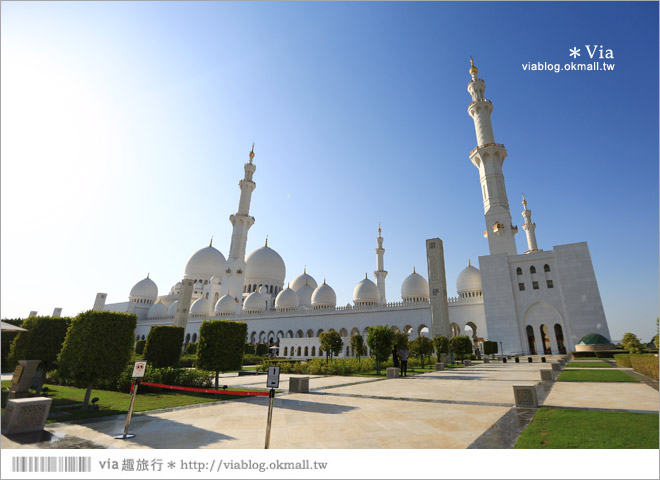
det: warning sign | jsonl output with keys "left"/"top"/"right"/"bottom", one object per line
{"left": 267, "top": 366, "right": 280, "bottom": 388}
{"left": 132, "top": 361, "right": 147, "bottom": 378}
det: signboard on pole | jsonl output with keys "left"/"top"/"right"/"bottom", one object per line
{"left": 132, "top": 361, "right": 147, "bottom": 378}
{"left": 266, "top": 366, "right": 280, "bottom": 388}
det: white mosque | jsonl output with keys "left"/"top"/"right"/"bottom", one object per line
{"left": 98, "top": 60, "right": 611, "bottom": 357}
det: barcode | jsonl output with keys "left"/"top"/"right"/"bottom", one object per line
{"left": 12, "top": 456, "right": 91, "bottom": 473}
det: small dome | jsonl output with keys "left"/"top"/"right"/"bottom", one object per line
{"left": 297, "top": 284, "right": 315, "bottom": 307}
{"left": 312, "top": 281, "right": 336, "bottom": 308}
{"left": 243, "top": 291, "right": 267, "bottom": 313}
{"left": 184, "top": 245, "right": 226, "bottom": 279}
{"left": 214, "top": 294, "right": 236, "bottom": 315}
{"left": 401, "top": 269, "right": 429, "bottom": 300}
{"left": 190, "top": 298, "right": 211, "bottom": 317}
{"left": 578, "top": 333, "right": 612, "bottom": 345}
{"left": 147, "top": 302, "right": 168, "bottom": 319}
{"left": 353, "top": 276, "right": 380, "bottom": 305}
{"left": 167, "top": 300, "right": 179, "bottom": 317}
{"left": 245, "top": 245, "right": 286, "bottom": 286}
{"left": 210, "top": 275, "right": 221, "bottom": 285}
{"left": 259, "top": 286, "right": 269, "bottom": 294}
{"left": 456, "top": 263, "right": 482, "bottom": 294}
{"left": 290, "top": 270, "right": 318, "bottom": 292}
{"left": 275, "top": 287, "right": 299, "bottom": 310}
{"left": 130, "top": 276, "right": 158, "bottom": 299}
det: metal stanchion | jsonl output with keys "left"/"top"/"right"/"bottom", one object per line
{"left": 264, "top": 388, "right": 275, "bottom": 449}
{"left": 114, "top": 379, "right": 139, "bottom": 439}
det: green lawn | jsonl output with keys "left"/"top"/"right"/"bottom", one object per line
{"left": 557, "top": 369, "right": 639, "bottom": 382}
{"left": 1, "top": 381, "right": 268, "bottom": 423}
{"left": 515, "top": 408, "right": 659, "bottom": 448}
{"left": 565, "top": 361, "right": 613, "bottom": 368}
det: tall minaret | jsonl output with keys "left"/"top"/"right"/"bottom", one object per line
{"left": 220, "top": 145, "right": 257, "bottom": 305}
{"left": 373, "top": 224, "right": 387, "bottom": 305}
{"left": 467, "top": 58, "right": 518, "bottom": 256}
{"left": 521, "top": 194, "right": 539, "bottom": 253}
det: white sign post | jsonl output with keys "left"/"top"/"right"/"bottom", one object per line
{"left": 114, "top": 361, "right": 146, "bottom": 439}
{"left": 264, "top": 366, "right": 280, "bottom": 448}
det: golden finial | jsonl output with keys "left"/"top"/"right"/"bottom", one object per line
{"left": 378, "top": 222, "right": 382, "bottom": 236}
{"left": 304, "top": 265, "right": 307, "bottom": 274}
{"left": 209, "top": 236, "right": 213, "bottom": 247}
{"left": 468, "top": 258, "right": 471, "bottom": 267}
{"left": 323, "top": 278, "right": 326, "bottom": 285}
{"left": 522, "top": 193, "right": 528, "bottom": 209}
{"left": 249, "top": 143, "right": 255, "bottom": 158}
{"left": 265, "top": 235, "right": 268, "bottom": 247}
{"left": 365, "top": 272, "right": 368, "bottom": 280}
{"left": 147, "top": 272, "right": 150, "bottom": 279}
{"left": 469, "top": 56, "right": 478, "bottom": 76}
{"left": 413, "top": 266, "right": 416, "bottom": 274}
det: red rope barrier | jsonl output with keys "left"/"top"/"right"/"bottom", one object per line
{"left": 134, "top": 381, "right": 270, "bottom": 397}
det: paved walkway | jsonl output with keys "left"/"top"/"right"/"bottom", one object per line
{"left": 2, "top": 357, "right": 658, "bottom": 449}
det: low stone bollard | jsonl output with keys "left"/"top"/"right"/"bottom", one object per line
{"left": 502, "top": 358, "right": 508, "bottom": 363}
{"left": 435, "top": 363, "right": 445, "bottom": 371}
{"left": 1, "top": 397, "right": 52, "bottom": 434}
{"left": 386, "top": 367, "right": 399, "bottom": 379}
{"left": 551, "top": 362, "right": 561, "bottom": 373}
{"left": 289, "top": 376, "right": 309, "bottom": 393}
{"left": 513, "top": 385, "right": 539, "bottom": 408}
{"left": 540, "top": 369, "right": 555, "bottom": 382}
{"left": 557, "top": 359, "right": 565, "bottom": 367}
{"left": 515, "top": 357, "right": 520, "bottom": 363}
{"left": 528, "top": 357, "right": 533, "bottom": 363}
{"left": 541, "top": 357, "right": 546, "bottom": 363}
{"left": 463, "top": 359, "right": 472, "bottom": 366}
{"left": 483, "top": 358, "right": 489, "bottom": 364}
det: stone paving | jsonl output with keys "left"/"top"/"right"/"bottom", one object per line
{"left": 2, "top": 357, "right": 658, "bottom": 449}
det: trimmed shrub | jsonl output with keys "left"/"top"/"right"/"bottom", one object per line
{"left": 184, "top": 342, "right": 198, "bottom": 355}
{"left": 614, "top": 354, "right": 632, "bottom": 368}
{"left": 244, "top": 343, "right": 255, "bottom": 355}
{"left": 483, "top": 340, "right": 498, "bottom": 356}
{"left": 449, "top": 335, "right": 473, "bottom": 361}
{"left": 57, "top": 311, "right": 137, "bottom": 408}
{"left": 433, "top": 335, "right": 449, "bottom": 357}
{"left": 144, "top": 326, "right": 185, "bottom": 368}
{"left": 367, "top": 325, "right": 395, "bottom": 375}
{"left": 1, "top": 318, "right": 23, "bottom": 371}
{"left": 409, "top": 336, "right": 434, "bottom": 368}
{"left": 629, "top": 355, "right": 659, "bottom": 381}
{"left": 571, "top": 351, "right": 597, "bottom": 358}
{"left": 595, "top": 350, "right": 628, "bottom": 359}
{"left": 197, "top": 320, "right": 248, "bottom": 388}
{"left": 135, "top": 340, "right": 146, "bottom": 355}
{"left": 255, "top": 343, "right": 269, "bottom": 356}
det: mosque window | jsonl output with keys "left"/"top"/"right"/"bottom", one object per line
{"left": 530, "top": 266, "right": 536, "bottom": 274}
{"left": 532, "top": 281, "right": 539, "bottom": 290}
{"left": 544, "top": 264, "right": 551, "bottom": 272}
{"left": 518, "top": 283, "right": 525, "bottom": 291}
{"left": 284, "top": 347, "right": 288, "bottom": 356}
{"left": 547, "top": 280, "right": 554, "bottom": 288}
{"left": 311, "top": 346, "right": 316, "bottom": 356}
{"left": 516, "top": 267, "right": 522, "bottom": 275}
{"left": 192, "top": 333, "right": 197, "bottom": 342}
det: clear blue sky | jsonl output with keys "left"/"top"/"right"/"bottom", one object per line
{"left": 1, "top": 1, "right": 658, "bottom": 341}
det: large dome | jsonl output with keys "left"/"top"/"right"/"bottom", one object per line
{"left": 401, "top": 269, "right": 429, "bottom": 301}
{"left": 243, "top": 291, "right": 268, "bottom": 313}
{"left": 353, "top": 276, "right": 380, "bottom": 305}
{"left": 190, "top": 297, "right": 211, "bottom": 317}
{"left": 290, "top": 270, "right": 318, "bottom": 292}
{"left": 184, "top": 244, "right": 226, "bottom": 279}
{"left": 130, "top": 276, "right": 158, "bottom": 299}
{"left": 312, "top": 281, "right": 336, "bottom": 308}
{"left": 296, "top": 284, "right": 315, "bottom": 307}
{"left": 167, "top": 300, "right": 179, "bottom": 317}
{"left": 245, "top": 245, "right": 286, "bottom": 286}
{"left": 215, "top": 294, "right": 237, "bottom": 315}
{"left": 456, "top": 262, "right": 482, "bottom": 294}
{"left": 147, "top": 302, "right": 168, "bottom": 319}
{"left": 275, "top": 286, "right": 299, "bottom": 311}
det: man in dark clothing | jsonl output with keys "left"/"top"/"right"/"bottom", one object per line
{"left": 392, "top": 348, "right": 399, "bottom": 369}
{"left": 399, "top": 346, "right": 409, "bottom": 376}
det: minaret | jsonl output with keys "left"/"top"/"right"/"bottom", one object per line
{"left": 373, "top": 223, "right": 387, "bottom": 305}
{"left": 521, "top": 194, "right": 539, "bottom": 253}
{"left": 467, "top": 58, "right": 518, "bottom": 256}
{"left": 220, "top": 145, "right": 257, "bottom": 305}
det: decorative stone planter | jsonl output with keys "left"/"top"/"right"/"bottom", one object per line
{"left": 513, "top": 385, "right": 539, "bottom": 408}
{"left": 435, "top": 363, "right": 445, "bottom": 371}
{"left": 540, "top": 369, "right": 555, "bottom": 381}
{"left": 1, "top": 397, "right": 52, "bottom": 434}
{"left": 386, "top": 367, "right": 399, "bottom": 379}
{"left": 289, "top": 376, "right": 309, "bottom": 393}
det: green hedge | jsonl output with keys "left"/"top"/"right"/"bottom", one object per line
{"left": 184, "top": 342, "right": 198, "bottom": 355}
{"left": 244, "top": 343, "right": 255, "bottom": 354}
{"left": 595, "top": 350, "right": 628, "bottom": 359}
{"left": 144, "top": 326, "right": 185, "bottom": 368}
{"left": 255, "top": 343, "right": 269, "bottom": 356}
{"left": 615, "top": 354, "right": 659, "bottom": 380}
{"left": 571, "top": 351, "right": 597, "bottom": 358}
{"left": 8, "top": 316, "right": 72, "bottom": 373}
{"left": 135, "top": 340, "right": 146, "bottom": 355}
{"left": 1, "top": 319, "right": 23, "bottom": 371}
{"left": 198, "top": 320, "right": 247, "bottom": 388}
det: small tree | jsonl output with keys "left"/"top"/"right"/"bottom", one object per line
{"left": 319, "top": 331, "right": 343, "bottom": 364}
{"left": 621, "top": 332, "right": 643, "bottom": 354}
{"left": 197, "top": 320, "right": 248, "bottom": 389}
{"left": 449, "top": 335, "right": 473, "bottom": 361}
{"left": 483, "top": 340, "right": 498, "bottom": 358}
{"left": 144, "top": 326, "right": 184, "bottom": 368}
{"left": 367, "top": 325, "right": 395, "bottom": 375}
{"left": 134, "top": 340, "right": 147, "bottom": 355}
{"left": 409, "top": 336, "right": 434, "bottom": 368}
{"left": 433, "top": 335, "right": 449, "bottom": 359}
{"left": 1, "top": 318, "right": 24, "bottom": 371}
{"left": 393, "top": 331, "right": 409, "bottom": 350}
{"left": 58, "top": 311, "right": 136, "bottom": 409}
{"left": 7, "top": 316, "right": 71, "bottom": 395}
{"left": 350, "top": 334, "right": 367, "bottom": 360}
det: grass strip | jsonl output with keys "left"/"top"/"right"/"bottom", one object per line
{"left": 565, "top": 361, "right": 613, "bottom": 368}
{"left": 557, "top": 369, "right": 639, "bottom": 382}
{"left": 515, "top": 408, "right": 659, "bottom": 448}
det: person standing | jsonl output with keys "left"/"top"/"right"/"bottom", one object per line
{"left": 392, "top": 347, "right": 400, "bottom": 369}
{"left": 399, "top": 345, "right": 409, "bottom": 376}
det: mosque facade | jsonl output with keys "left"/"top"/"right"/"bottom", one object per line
{"left": 101, "top": 61, "right": 611, "bottom": 356}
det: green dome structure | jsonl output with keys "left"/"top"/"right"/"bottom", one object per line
{"left": 577, "top": 333, "right": 612, "bottom": 345}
